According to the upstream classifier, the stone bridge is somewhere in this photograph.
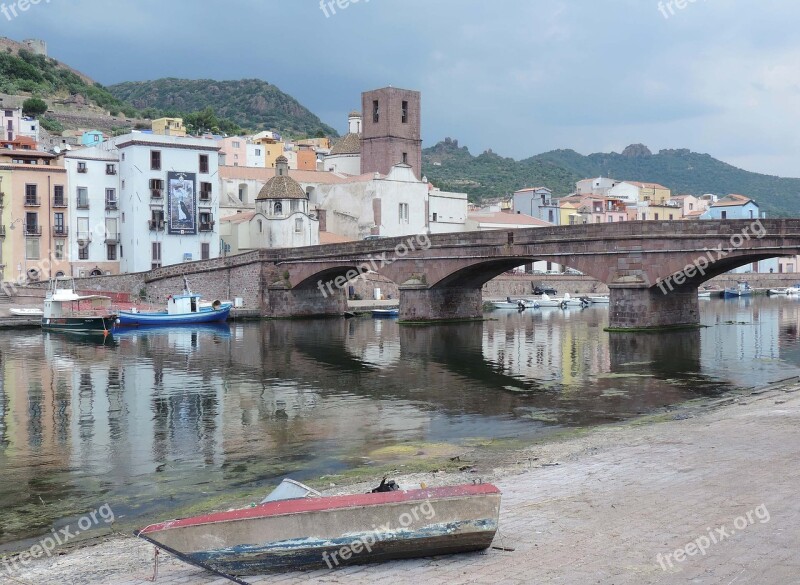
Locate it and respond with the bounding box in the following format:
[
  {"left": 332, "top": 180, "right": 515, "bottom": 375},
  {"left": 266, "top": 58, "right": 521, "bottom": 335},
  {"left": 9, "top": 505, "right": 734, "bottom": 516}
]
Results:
[{"left": 140, "top": 219, "right": 800, "bottom": 330}]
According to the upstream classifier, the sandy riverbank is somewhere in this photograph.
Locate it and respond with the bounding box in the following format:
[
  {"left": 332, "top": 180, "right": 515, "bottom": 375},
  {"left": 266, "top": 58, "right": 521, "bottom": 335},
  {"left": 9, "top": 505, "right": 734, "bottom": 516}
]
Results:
[{"left": 4, "top": 379, "right": 799, "bottom": 585}]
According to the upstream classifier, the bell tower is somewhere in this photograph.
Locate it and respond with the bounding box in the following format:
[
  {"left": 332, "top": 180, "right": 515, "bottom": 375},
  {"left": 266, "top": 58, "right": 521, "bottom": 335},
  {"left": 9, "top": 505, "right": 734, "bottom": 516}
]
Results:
[{"left": 360, "top": 87, "right": 422, "bottom": 179}]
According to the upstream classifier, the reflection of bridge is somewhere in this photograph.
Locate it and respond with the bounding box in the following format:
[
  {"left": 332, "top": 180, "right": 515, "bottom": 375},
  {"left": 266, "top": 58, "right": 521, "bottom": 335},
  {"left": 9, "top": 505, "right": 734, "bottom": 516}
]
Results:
[{"left": 154, "top": 220, "right": 800, "bottom": 330}]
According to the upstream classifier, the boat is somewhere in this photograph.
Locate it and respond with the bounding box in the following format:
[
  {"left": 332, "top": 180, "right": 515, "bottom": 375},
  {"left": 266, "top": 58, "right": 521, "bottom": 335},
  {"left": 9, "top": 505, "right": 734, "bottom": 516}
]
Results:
[
  {"left": 787, "top": 286, "right": 800, "bottom": 295},
  {"left": 724, "top": 282, "right": 752, "bottom": 298},
  {"left": 535, "top": 293, "right": 563, "bottom": 308},
  {"left": 372, "top": 308, "right": 400, "bottom": 318},
  {"left": 587, "top": 295, "right": 609, "bottom": 304},
  {"left": 491, "top": 298, "right": 539, "bottom": 310},
  {"left": 9, "top": 307, "right": 44, "bottom": 316},
  {"left": 116, "top": 277, "right": 230, "bottom": 326},
  {"left": 41, "top": 277, "right": 116, "bottom": 335},
  {"left": 698, "top": 291, "right": 712, "bottom": 299},
  {"left": 559, "top": 292, "right": 591, "bottom": 307},
  {"left": 768, "top": 288, "right": 789, "bottom": 295},
  {"left": 135, "top": 480, "right": 501, "bottom": 579}
]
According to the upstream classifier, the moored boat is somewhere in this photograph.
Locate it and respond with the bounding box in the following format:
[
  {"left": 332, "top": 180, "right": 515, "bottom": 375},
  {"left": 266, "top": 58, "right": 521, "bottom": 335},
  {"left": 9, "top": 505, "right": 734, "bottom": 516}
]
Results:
[
  {"left": 724, "top": 282, "right": 752, "bottom": 298},
  {"left": 41, "top": 277, "right": 116, "bottom": 335},
  {"left": 698, "top": 291, "right": 712, "bottom": 299},
  {"left": 587, "top": 295, "right": 609, "bottom": 304},
  {"left": 768, "top": 288, "right": 789, "bottom": 295},
  {"left": 135, "top": 481, "right": 501, "bottom": 578},
  {"left": 372, "top": 308, "right": 400, "bottom": 318},
  {"left": 535, "top": 293, "right": 563, "bottom": 308},
  {"left": 116, "top": 278, "right": 230, "bottom": 326},
  {"left": 491, "top": 298, "right": 539, "bottom": 310},
  {"left": 10, "top": 307, "right": 44, "bottom": 316}
]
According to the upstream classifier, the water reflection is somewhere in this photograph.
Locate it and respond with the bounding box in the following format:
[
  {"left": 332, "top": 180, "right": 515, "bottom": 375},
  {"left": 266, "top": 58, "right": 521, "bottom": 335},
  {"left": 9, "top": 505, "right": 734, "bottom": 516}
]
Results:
[{"left": 2, "top": 297, "right": 800, "bottom": 547}]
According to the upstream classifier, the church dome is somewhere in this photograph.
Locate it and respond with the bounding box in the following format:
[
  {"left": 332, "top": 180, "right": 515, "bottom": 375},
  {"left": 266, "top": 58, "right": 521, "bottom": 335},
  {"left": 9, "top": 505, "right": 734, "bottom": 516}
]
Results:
[{"left": 257, "top": 156, "right": 307, "bottom": 200}]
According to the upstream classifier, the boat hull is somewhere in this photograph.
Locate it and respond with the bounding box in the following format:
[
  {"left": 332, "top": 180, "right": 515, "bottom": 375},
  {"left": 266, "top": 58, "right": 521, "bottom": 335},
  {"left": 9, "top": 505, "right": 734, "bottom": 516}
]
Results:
[
  {"left": 136, "top": 484, "right": 500, "bottom": 576},
  {"left": 117, "top": 306, "right": 230, "bottom": 326},
  {"left": 41, "top": 316, "right": 115, "bottom": 333},
  {"left": 372, "top": 309, "right": 399, "bottom": 318}
]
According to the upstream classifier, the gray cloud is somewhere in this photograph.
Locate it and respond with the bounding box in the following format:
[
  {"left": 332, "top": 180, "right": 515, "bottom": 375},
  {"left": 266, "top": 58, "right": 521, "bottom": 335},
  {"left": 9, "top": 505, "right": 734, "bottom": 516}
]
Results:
[{"left": 3, "top": 0, "right": 799, "bottom": 175}]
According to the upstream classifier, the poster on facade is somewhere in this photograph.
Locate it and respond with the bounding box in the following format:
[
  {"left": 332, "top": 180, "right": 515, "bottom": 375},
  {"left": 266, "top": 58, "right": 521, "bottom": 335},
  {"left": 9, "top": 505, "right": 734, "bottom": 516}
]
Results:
[{"left": 167, "top": 171, "right": 197, "bottom": 235}]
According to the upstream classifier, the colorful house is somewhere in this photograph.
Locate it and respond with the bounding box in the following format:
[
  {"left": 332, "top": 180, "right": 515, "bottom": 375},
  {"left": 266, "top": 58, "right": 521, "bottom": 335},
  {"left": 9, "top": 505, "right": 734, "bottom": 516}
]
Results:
[
  {"left": 700, "top": 194, "right": 762, "bottom": 220},
  {"left": 151, "top": 118, "right": 187, "bottom": 137}
]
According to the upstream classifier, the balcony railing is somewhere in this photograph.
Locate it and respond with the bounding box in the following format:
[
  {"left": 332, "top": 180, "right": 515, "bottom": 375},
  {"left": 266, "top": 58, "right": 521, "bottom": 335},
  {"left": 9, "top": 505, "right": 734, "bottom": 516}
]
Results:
[
  {"left": 77, "top": 167, "right": 88, "bottom": 174},
  {"left": 77, "top": 201, "right": 89, "bottom": 209},
  {"left": 52, "top": 226, "right": 68, "bottom": 237},
  {"left": 151, "top": 189, "right": 163, "bottom": 199},
  {"left": 148, "top": 219, "right": 165, "bottom": 231},
  {"left": 53, "top": 197, "right": 67, "bottom": 208},
  {"left": 0, "top": 225, "right": 5, "bottom": 237},
  {"left": 24, "top": 197, "right": 40, "bottom": 206},
  {"left": 0, "top": 192, "right": 4, "bottom": 207},
  {"left": 105, "top": 201, "right": 118, "bottom": 211},
  {"left": 200, "top": 191, "right": 212, "bottom": 201},
  {"left": 24, "top": 225, "right": 42, "bottom": 236},
  {"left": 76, "top": 232, "right": 92, "bottom": 243},
  {"left": 105, "top": 233, "right": 120, "bottom": 243},
  {"left": 106, "top": 168, "right": 117, "bottom": 175},
  {"left": 199, "top": 221, "right": 215, "bottom": 232}
]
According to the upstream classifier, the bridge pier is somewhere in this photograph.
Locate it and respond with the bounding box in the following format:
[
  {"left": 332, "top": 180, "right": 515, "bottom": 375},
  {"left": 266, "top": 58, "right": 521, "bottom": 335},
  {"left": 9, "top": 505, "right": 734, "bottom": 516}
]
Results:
[
  {"left": 265, "top": 286, "right": 347, "bottom": 318},
  {"left": 399, "top": 286, "right": 483, "bottom": 322},
  {"left": 608, "top": 285, "right": 700, "bottom": 331}
]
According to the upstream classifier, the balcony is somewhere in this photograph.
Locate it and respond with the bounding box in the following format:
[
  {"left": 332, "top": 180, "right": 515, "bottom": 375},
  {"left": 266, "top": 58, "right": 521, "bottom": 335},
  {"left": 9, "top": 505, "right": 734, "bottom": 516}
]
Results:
[
  {"left": 105, "top": 201, "right": 118, "bottom": 211},
  {"left": 151, "top": 189, "right": 163, "bottom": 199},
  {"left": 24, "top": 196, "right": 40, "bottom": 207},
  {"left": 52, "top": 226, "right": 68, "bottom": 237},
  {"left": 77, "top": 167, "right": 88, "bottom": 174},
  {"left": 199, "top": 220, "right": 215, "bottom": 232},
  {"left": 0, "top": 225, "right": 5, "bottom": 237},
  {"left": 24, "top": 224, "right": 42, "bottom": 236},
  {"left": 200, "top": 191, "right": 212, "bottom": 202},
  {"left": 105, "top": 233, "right": 120, "bottom": 243},
  {"left": 106, "top": 168, "right": 117, "bottom": 175},
  {"left": 52, "top": 197, "right": 67, "bottom": 208},
  {"left": 148, "top": 219, "right": 165, "bottom": 231},
  {"left": 77, "top": 201, "right": 89, "bottom": 210},
  {"left": 0, "top": 192, "right": 4, "bottom": 207},
  {"left": 76, "top": 232, "right": 92, "bottom": 243}
]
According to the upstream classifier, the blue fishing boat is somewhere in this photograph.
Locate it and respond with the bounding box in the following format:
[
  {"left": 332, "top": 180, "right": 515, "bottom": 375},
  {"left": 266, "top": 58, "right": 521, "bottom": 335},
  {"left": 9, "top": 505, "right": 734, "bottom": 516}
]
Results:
[
  {"left": 372, "top": 308, "right": 400, "bottom": 318},
  {"left": 724, "top": 281, "right": 752, "bottom": 299},
  {"left": 116, "top": 277, "right": 231, "bottom": 326}
]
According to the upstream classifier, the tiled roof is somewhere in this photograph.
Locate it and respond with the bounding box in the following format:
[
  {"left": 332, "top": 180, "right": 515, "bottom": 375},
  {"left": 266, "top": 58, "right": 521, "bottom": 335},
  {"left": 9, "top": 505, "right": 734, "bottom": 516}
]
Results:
[
  {"left": 220, "top": 211, "right": 256, "bottom": 224},
  {"left": 712, "top": 194, "right": 752, "bottom": 207},
  {"left": 257, "top": 175, "right": 307, "bottom": 200},
  {"left": 627, "top": 181, "right": 670, "bottom": 190},
  {"left": 220, "top": 166, "right": 351, "bottom": 185},
  {"left": 515, "top": 186, "right": 551, "bottom": 193},
  {"left": 329, "top": 133, "right": 361, "bottom": 155}
]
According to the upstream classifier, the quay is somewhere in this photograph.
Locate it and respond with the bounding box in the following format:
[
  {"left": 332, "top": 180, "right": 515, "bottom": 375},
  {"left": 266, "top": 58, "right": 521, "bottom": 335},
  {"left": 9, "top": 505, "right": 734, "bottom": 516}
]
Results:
[{"left": 10, "top": 379, "right": 800, "bottom": 584}]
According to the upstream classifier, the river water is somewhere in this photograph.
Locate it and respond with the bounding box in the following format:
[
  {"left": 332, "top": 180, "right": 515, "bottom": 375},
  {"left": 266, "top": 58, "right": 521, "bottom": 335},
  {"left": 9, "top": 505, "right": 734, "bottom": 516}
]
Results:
[{"left": 2, "top": 296, "right": 800, "bottom": 548}]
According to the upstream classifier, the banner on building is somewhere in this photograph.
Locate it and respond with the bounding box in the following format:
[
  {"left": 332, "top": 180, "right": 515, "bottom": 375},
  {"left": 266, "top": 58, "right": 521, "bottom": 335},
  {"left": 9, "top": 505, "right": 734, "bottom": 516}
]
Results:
[{"left": 167, "top": 171, "right": 197, "bottom": 235}]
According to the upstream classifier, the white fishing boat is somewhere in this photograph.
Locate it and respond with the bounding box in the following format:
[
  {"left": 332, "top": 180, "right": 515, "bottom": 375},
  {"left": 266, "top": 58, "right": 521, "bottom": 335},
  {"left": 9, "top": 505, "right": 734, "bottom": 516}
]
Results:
[
  {"left": 588, "top": 295, "right": 609, "bottom": 304},
  {"left": 491, "top": 298, "right": 539, "bottom": 310},
  {"left": 698, "top": 291, "right": 712, "bottom": 299},
  {"left": 535, "top": 293, "right": 563, "bottom": 308},
  {"left": 9, "top": 307, "right": 44, "bottom": 316},
  {"left": 768, "top": 288, "right": 789, "bottom": 295},
  {"left": 559, "top": 292, "right": 591, "bottom": 307}
]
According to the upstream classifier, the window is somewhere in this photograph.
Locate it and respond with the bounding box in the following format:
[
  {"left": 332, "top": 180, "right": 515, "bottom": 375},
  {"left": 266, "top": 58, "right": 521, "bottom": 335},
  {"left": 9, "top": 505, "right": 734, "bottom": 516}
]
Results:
[
  {"left": 150, "top": 208, "right": 165, "bottom": 230},
  {"left": 200, "top": 182, "right": 212, "bottom": 200},
  {"left": 77, "top": 162, "right": 87, "bottom": 173},
  {"left": 77, "top": 217, "right": 89, "bottom": 241},
  {"left": 402, "top": 152, "right": 408, "bottom": 164},
  {"left": 255, "top": 148, "right": 261, "bottom": 156},
  {"left": 106, "top": 164, "right": 116, "bottom": 175},
  {"left": 26, "top": 238, "right": 39, "bottom": 260},
  {"left": 257, "top": 219, "right": 263, "bottom": 233},
  {"left": 105, "top": 188, "right": 117, "bottom": 209},
  {"left": 274, "top": 201, "right": 283, "bottom": 215},
  {"left": 238, "top": 187, "right": 244, "bottom": 202},
  {"left": 25, "top": 212, "right": 38, "bottom": 235},
  {"left": 53, "top": 185, "right": 65, "bottom": 206},
  {"left": 232, "top": 141, "right": 240, "bottom": 148},
  {"left": 654, "top": 213, "right": 659, "bottom": 221},
  {"left": 548, "top": 210, "right": 554, "bottom": 223},
  {"left": 150, "top": 150, "right": 161, "bottom": 170},
  {"left": 152, "top": 242, "right": 162, "bottom": 269},
  {"left": 290, "top": 199, "right": 299, "bottom": 213},
  {"left": 105, "top": 218, "right": 118, "bottom": 241},
  {"left": 373, "top": 100, "right": 379, "bottom": 123},
  {"left": 54, "top": 240, "right": 65, "bottom": 261},
  {"left": 669, "top": 214, "right": 674, "bottom": 220},
  {"left": 78, "top": 244, "right": 89, "bottom": 260},
  {"left": 54, "top": 212, "right": 65, "bottom": 235},
  {"left": 689, "top": 203, "right": 694, "bottom": 211},
  {"left": 721, "top": 211, "right": 727, "bottom": 219},
  {"left": 77, "top": 187, "right": 89, "bottom": 208},
  {"left": 607, "top": 216, "right": 613, "bottom": 222},
  {"left": 25, "top": 184, "right": 38, "bottom": 205},
  {"left": 121, "top": 153, "right": 125, "bottom": 161},
  {"left": 149, "top": 178, "right": 164, "bottom": 198},
  {"left": 199, "top": 154, "right": 209, "bottom": 174},
  {"left": 402, "top": 100, "right": 408, "bottom": 123},
  {"left": 399, "top": 202, "right": 409, "bottom": 224},
  {"left": 199, "top": 212, "right": 213, "bottom": 231},
  {"left": 201, "top": 243, "right": 210, "bottom": 260},
  {"left": 432, "top": 212, "right": 438, "bottom": 222},
  {"left": 295, "top": 217, "right": 303, "bottom": 233},
  {"left": 107, "top": 244, "right": 117, "bottom": 261}
]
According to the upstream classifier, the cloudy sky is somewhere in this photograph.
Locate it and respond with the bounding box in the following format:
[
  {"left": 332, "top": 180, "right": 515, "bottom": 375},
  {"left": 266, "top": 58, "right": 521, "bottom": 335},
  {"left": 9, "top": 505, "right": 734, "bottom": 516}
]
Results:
[{"left": 3, "top": 0, "right": 799, "bottom": 176}]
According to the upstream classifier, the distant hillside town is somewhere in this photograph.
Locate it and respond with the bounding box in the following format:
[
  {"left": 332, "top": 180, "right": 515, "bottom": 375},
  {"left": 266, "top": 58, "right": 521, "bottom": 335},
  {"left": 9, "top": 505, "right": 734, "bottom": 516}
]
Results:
[{"left": 0, "top": 85, "right": 796, "bottom": 287}]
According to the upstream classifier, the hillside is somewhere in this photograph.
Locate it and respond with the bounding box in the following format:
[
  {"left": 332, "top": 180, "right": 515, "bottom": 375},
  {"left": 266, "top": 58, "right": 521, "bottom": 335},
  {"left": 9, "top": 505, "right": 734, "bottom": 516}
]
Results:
[
  {"left": 108, "top": 78, "right": 337, "bottom": 138},
  {"left": 423, "top": 140, "right": 800, "bottom": 216}
]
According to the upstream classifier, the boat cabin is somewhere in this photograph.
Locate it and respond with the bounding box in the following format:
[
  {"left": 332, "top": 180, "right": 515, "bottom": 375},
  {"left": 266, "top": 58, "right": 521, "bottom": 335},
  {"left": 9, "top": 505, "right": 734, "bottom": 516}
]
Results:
[{"left": 168, "top": 294, "right": 202, "bottom": 315}]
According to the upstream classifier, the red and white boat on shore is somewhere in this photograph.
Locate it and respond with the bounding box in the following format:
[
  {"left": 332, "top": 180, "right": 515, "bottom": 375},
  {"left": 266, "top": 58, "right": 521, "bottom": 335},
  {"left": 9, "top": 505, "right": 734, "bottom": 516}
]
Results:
[{"left": 136, "top": 480, "right": 501, "bottom": 580}]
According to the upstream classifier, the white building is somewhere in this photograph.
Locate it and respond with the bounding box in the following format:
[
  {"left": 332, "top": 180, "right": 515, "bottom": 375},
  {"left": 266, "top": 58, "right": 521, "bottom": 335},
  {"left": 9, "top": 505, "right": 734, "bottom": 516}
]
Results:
[
  {"left": 64, "top": 146, "right": 121, "bottom": 276},
  {"left": 428, "top": 185, "right": 468, "bottom": 234},
  {"left": 576, "top": 177, "right": 620, "bottom": 197},
  {"left": 104, "top": 133, "right": 220, "bottom": 272},
  {"left": 2, "top": 107, "right": 22, "bottom": 142},
  {"left": 247, "top": 143, "right": 265, "bottom": 168}
]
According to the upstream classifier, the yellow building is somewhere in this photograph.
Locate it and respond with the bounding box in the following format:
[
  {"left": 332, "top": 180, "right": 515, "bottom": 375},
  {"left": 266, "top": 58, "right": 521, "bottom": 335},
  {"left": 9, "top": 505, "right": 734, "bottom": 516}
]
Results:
[
  {"left": 152, "top": 117, "right": 187, "bottom": 137},
  {"left": 0, "top": 168, "right": 12, "bottom": 282},
  {"left": 559, "top": 201, "right": 580, "bottom": 225},
  {"left": 628, "top": 182, "right": 671, "bottom": 205}
]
